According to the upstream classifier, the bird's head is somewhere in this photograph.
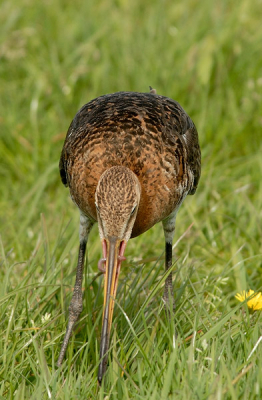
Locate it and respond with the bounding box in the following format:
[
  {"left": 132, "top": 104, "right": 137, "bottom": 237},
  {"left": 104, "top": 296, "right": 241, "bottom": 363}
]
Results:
[
  {"left": 95, "top": 166, "right": 141, "bottom": 383},
  {"left": 95, "top": 166, "right": 140, "bottom": 241}
]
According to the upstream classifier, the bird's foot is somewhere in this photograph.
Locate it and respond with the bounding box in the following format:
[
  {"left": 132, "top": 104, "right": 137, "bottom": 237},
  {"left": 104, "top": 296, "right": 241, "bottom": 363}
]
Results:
[
  {"left": 163, "top": 289, "right": 176, "bottom": 314},
  {"left": 98, "top": 255, "right": 126, "bottom": 273},
  {"left": 98, "top": 258, "right": 106, "bottom": 273}
]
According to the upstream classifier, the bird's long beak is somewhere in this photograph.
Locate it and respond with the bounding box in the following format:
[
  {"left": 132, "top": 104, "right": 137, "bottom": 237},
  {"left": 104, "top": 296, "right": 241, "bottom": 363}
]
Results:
[{"left": 98, "top": 236, "right": 126, "bottom": 383}]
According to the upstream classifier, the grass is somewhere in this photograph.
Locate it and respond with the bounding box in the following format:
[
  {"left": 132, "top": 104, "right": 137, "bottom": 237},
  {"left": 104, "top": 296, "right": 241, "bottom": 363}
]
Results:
[{"left": 1, "top": 0, "right": 262, "bottom": 398}]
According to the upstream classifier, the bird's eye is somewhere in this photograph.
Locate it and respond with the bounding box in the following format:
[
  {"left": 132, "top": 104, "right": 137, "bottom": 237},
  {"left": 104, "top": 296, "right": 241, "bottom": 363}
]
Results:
[{"left": 131, "top": 206, "right": 137, "bottom": 215}]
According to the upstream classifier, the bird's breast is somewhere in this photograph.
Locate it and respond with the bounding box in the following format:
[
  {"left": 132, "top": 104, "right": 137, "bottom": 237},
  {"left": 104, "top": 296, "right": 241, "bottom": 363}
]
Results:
[{"left": 67, "top": 138, "right": 192, "bottom": 236}]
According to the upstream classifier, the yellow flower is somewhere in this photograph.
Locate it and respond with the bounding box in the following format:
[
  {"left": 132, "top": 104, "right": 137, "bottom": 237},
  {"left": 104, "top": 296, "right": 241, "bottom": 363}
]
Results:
[{"left": 235, "top": 290, "right": 262, "bottom": 311}]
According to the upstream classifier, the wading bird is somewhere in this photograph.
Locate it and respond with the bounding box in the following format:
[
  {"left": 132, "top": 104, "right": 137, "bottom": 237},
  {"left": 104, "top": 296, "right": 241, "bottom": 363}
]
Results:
[{"left": 57, "top": 89, "right": 201, "bottom": 383}]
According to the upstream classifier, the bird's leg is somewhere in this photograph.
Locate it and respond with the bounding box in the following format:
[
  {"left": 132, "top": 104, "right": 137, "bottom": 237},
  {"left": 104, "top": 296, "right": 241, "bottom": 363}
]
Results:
[
  {"left": 162, "top": 212, "right": 177, "bottom": 311},
  {"left": 57, "top": 213, "right": 94, "bottom": 367},
  {"left": 164, "top": 241, "right": 174, "bottom": 307}
]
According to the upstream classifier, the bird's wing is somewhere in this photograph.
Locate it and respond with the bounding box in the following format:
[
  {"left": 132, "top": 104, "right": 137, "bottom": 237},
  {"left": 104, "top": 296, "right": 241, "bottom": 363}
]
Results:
[
  {"left": 59, "top": 113, "right": 82, "bottom": 187},
  {"left": 59, "top": 149, "right": 68, "bottom": 187},
  {"left": 183, "top": 118, "right": 201, "bottom": 195},
  {"left": 161, "top": 96, "right": 201, "bottom": 195}
]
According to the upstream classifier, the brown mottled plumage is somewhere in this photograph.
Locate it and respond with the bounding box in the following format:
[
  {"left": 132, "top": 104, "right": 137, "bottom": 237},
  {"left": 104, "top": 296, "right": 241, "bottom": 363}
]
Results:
[{"left": 57, "top": 90, "right": 201, "bottom": 383}]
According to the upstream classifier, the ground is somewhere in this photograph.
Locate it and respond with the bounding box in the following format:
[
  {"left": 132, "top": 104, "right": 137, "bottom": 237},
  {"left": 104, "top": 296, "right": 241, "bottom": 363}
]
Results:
[{"left": 0, "top": 0, "right": 262, "bottom": 398}]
